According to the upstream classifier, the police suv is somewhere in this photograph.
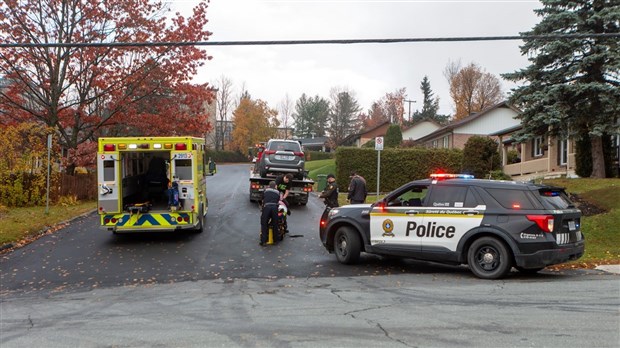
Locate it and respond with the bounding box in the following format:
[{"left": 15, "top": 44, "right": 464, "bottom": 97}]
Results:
[{"left": 319, "top": 174, "right": 585, "bottom": 279}]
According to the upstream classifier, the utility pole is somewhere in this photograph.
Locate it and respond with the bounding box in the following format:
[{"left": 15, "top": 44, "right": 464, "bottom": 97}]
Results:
[{"left": 404, "top": 99, "right": 416, "bottom": 122}]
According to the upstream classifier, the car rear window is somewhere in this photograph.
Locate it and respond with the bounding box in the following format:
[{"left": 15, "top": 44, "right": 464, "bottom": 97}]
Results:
[
  {"left": 269, "top": 141, "right": 301, "bottom": 152},
  {"left": 485, "top": 188, "right": 543, "bottom": 210},
  {"left": 538, "top": 189, "right": 575, "bottom": 209}
]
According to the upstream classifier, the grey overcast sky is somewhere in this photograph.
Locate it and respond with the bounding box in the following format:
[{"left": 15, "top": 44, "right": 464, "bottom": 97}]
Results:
[{"left": 172, "top": 0, "right": 542, "bottom": 117}]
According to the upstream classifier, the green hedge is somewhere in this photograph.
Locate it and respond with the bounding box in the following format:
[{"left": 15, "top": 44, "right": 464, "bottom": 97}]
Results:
[
  {"left": 335, "top": 147, "right": 463, "bottom": 193},
  {"left": 305, "top": 151, "right": 334, "bottom": 161},
  {"left": 205, "top": 150, "right": 248, "bottom": 163}
]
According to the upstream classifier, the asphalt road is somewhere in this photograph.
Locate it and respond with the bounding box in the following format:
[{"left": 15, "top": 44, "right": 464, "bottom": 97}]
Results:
[{"left": 1, "top": 163, "right": 619, "bottom": 347}]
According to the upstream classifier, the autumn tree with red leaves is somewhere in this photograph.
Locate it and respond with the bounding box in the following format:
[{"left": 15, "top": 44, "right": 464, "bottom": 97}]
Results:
[{"left": 0, "top": 0, "right": 214, "bottom": 172}]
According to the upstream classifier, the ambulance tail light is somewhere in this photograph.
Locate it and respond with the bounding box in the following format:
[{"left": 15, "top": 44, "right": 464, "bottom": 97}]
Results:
[
  {"left": 527, "top": 215, "right": 554, "bottom": 233},
  {"left": 175, "top": 143, "right": 187, "bottom": 150},
  {"left": 103, "top": 144, "right": 115, "bottom": 151}
]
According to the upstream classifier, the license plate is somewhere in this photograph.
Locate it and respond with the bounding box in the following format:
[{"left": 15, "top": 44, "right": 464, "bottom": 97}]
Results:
[
  {"left": 275, "top": 155, "right": 294, "bottom": 160},
  {"left": 568, "top": 221, "right": 576, "bottom": 231}
]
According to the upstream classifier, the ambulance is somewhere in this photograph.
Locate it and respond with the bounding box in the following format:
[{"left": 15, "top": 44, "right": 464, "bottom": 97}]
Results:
[{"left": 97, "top": 136, "right": 208, "bottom": 233}]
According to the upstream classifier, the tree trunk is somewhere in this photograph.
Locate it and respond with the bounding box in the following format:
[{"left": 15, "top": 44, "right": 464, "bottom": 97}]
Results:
[{"left": 590, "top": 135, "right": 606, "bottom": 178}]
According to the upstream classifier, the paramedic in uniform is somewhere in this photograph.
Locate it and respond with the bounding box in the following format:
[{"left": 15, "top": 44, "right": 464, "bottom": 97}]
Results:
[{"left": 260, "top": 181, "right": 281, "bottom": 246}]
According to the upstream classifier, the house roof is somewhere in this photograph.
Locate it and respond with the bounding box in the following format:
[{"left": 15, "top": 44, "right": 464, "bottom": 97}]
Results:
[
  {"left": 358, "top": 120, "right": 391, "bottom": 136},
  {"left": 296, "top": 136, "right": 329, "bottom": 146},
  {"left": 402, "top": 119, "right": 441, "bottom": 131},
  {"left": 415, "top": 101, "right": 519, "bottom": 143},
  {"left": 488, "top": 124, "right": 522, "bottom": 137}
]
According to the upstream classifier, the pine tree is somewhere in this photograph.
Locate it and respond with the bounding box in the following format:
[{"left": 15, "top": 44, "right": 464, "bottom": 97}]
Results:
[
  {"left": 503, "top": 0, "right": 620, "bottom": 178},
  {"left": 328, "top": 88, "right": 362, "bottom": 146},
  {"left": 412, "top": 76, "right": 450, "bottom": 125}
]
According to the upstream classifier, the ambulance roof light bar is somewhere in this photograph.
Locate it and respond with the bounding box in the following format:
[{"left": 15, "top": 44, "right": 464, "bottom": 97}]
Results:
[{"left": 430, "top": 173, "right": 474, "bottom": 180}]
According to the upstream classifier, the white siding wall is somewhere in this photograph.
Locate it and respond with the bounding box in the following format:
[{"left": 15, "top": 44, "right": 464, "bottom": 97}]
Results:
[
  {"left": 455, "top": 108, "right": 520, "bottom": 135},
  {"left": 402, "top": 121, "right": 441, "bottom": 140}
]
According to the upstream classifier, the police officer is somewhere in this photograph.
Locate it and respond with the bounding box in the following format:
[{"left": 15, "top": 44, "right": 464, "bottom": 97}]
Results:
[
  {"left": 260, "top": 181, "right": 280, "bottom": 246},
  {"left": 319, "top": 173, "right": 339, "bottom": 208}
]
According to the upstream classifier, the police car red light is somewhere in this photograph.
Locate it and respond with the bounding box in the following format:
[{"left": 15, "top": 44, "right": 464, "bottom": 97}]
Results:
[{"left": 526, "top": 215, "right": 554, "bottom": 233}]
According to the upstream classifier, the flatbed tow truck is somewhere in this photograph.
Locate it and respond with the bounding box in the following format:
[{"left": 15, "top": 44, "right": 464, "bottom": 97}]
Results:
[{"left": 249, "top": 170, "right": 314, "bottom": 205}]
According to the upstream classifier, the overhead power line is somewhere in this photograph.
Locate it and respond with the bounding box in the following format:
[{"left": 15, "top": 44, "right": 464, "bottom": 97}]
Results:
[{"left": 1, "top": 33, "right": 618, "bottom": 48}]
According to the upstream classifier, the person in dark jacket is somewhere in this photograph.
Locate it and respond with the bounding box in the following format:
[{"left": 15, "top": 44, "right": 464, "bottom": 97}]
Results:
[
  {"left": 275, "top": 173, "right": 293, "bottom": 216},
  {"left": 260, "top": 181, "right": 281, "bottom": 246},
  {"left": 347, "top": 171, "right": 367, "bottom": 204},
  {"left": 319, "top": 173, "right": 339, "bottom": 208}
]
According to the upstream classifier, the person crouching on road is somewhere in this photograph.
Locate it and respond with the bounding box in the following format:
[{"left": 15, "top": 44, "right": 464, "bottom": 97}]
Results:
[
  {"left": 319, "top": 173, "right": 339, "bottom": 208},
  {"left": 260, "top": 181, "right": 281, "bottom": 246}
]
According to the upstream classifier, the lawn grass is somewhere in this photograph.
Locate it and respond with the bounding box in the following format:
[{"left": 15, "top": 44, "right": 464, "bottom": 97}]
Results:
[
  {"left": 0, "top": 201, "right": 96, "bottom": 246},
  {"left": 543, "top": 178, "right": 620, "bottom": 265},
  {"left": 305, "top": 159, "right": 336, "bottom": 181}
]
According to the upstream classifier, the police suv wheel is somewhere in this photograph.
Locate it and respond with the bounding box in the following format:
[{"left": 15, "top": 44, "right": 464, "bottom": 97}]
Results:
[
  {"left": 334, "top": 227, "right": 361, "bottom": 264},
  {"left": 467, "top": 237, "right": 512, "bottom": 279}
]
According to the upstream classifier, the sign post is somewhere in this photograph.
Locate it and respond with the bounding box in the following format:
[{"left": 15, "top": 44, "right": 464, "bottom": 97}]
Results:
[
  {"left": 45, "top": 134, "right": 52, "bottom": 215},
  {"left": 375, "top": 136, "right": 383, "bottom": 196}
]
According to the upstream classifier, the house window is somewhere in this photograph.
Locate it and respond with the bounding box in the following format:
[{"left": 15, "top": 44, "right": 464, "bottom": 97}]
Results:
[
  {"left": 533, "top": 136, "right": 544, "bottom": 157},
  {"left": 432, "top": 139, "right": 438, "bottom": 148},
  {"left": 443, "top": 135, "right": 449, "bottom": 148},
  {"left": 558, "top": 138, "right": 568, "bottom": 165}
]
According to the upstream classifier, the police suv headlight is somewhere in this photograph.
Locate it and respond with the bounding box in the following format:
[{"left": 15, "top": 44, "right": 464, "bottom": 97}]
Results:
[{"left": 328, "top": 209, "right": 339, "bottom": 218}]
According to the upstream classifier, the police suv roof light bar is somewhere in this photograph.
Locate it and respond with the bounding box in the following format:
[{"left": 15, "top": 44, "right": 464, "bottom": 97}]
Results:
[{"left": 430, "top": 173, "right": 474, "bottom": 180}]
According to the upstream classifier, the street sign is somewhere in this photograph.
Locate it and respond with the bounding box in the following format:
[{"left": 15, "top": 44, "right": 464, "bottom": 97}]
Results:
[{"left": 375, "top": 136, "right": 384, "bottom": 151}]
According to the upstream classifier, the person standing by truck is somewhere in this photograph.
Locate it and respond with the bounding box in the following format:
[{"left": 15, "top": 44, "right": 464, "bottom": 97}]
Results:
[
  {"left": 260, "top": 181, "right": 281, "bottom": 246},
  {"left": 275, "top": 173, "right": 293, "bottom": 216},
  {"left": 347, "top": 171, "right": 367, "bottom": 204}
]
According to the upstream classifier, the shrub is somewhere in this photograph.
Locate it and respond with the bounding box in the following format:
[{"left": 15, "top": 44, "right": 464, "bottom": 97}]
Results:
[
  {"left": 58, "top": 195, "right": 79, "bottom": 206},
  {"left": 335, "top": 146, "right": 463, "bottom": 193},
  {"left": 575, "top": 135, "right": 592, "bottom": 178},
  {"left": 462, "top": 136, "right": 501, "bottom": 178},
  {"left": 384, "top": 124, "right": 403, "bottom": 148},
  {"left": 488, "top": 170, "right": 513, "bottom": 181},
  {"left": 205, "top": 150, "right": 248, "bottom": 163},
  {"left": 305, "top": 151, "right": 334, "bottom": 161}
]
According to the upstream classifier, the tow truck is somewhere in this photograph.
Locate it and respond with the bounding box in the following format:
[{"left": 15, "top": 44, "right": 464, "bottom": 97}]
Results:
[{"left": 249, "top": 171, "right": 314, "bottom": 205}]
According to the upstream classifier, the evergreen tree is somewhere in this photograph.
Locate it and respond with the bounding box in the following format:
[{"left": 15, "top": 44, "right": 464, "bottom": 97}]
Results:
[
  {"left": 462, "top": 136, "right": 501, "bottom": 179},
  {"left": 503, "top": 0, "right": 620, "bottom": 178},
  {"left": 411, "top": 76, "right": 451, "bottom": 125},
  {"left": 292, "top": 94, "right": 330, "bottom": 138},
  {"left": 328, "top": 89, "right": 362, "bottom": 146},
  {"left": 384, "top": 124, "right": 402, "bottom": 148}
]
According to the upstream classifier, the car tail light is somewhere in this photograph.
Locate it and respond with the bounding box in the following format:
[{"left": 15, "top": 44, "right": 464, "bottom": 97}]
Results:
[
  {"left": 264, "top": 150, "right": 276, "bottom": 155},
  {"left": 527, "top": 215, "right": 554, "bottom": 233},
  {"left": 294, "top": 152, "right": 305, "bottom": 157}
]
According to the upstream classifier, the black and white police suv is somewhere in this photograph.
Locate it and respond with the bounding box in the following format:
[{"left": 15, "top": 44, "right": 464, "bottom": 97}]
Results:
[{"left": 319, "top": 174, "right": 585, "bottom": 279}]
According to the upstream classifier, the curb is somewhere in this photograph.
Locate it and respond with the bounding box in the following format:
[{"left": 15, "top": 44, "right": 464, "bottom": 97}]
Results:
[
  {"left": 595, "top": 264, "right": 620, "bottom": 275},
  {"left": 0, "top": 209, "right": 97, "bottom": 253}
]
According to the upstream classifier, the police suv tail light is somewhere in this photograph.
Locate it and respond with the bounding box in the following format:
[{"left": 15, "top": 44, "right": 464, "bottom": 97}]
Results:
[
  {"left": 527, "top": 215, "right": 554, "bottom": 233},
  {"left": 374, "top": 201, "right": 386, "bottom": 212}
]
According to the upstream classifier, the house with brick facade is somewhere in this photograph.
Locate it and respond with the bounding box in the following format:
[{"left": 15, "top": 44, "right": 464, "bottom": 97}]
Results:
[
  {"left": 414, "top": 101, "right": 521, "bottom": 150},
  {"left": 341, "top": 121, "right": 391, "bottom": 147}
]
